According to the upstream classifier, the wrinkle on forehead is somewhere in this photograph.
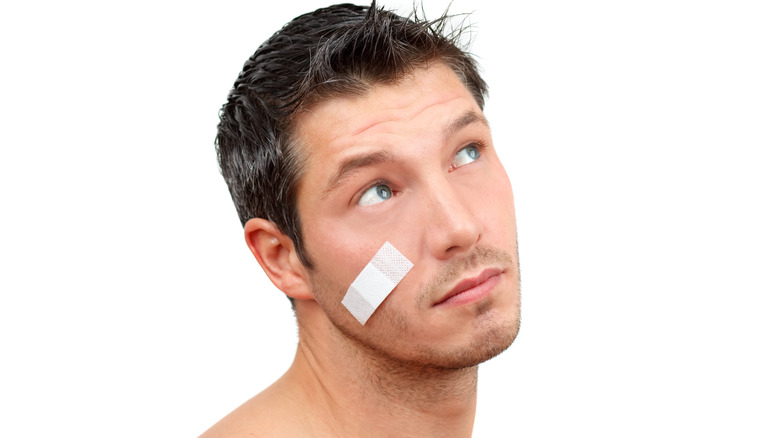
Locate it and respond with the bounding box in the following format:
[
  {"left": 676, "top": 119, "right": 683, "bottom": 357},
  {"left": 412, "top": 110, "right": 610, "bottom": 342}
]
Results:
[
  {"left": 298, "top": 63, "right": 473, "bottom": 143},
  {"left": 293, "top": 63, "right": 485, "bottom": 201},
  {"left": 348, "top": 94, "right": 465, "bottom": 138}
]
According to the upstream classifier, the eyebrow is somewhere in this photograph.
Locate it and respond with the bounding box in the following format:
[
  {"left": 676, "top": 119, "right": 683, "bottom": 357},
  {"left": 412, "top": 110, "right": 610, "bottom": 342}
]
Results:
[
  {"left": 322, "top": 110, "right": 490, "bottom": 197},
  {"left": 443, "top": 110, "right": 490, "bottom": 141},
  {"left": 323, "top": 150, "right": 397, "bottom": 198}
]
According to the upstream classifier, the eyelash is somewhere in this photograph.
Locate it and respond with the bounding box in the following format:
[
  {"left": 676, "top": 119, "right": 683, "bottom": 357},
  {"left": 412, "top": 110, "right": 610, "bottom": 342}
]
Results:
[
  {"left": 355, "top": 179, "right": 395, "bottom": 207},
  {"left": 463, "top": 140, "right": 487, "bottom": 156},
  {"left": 450, "top": 140, "right": 487, "bottom": 170},
  {"left": 467, "top": 140, "right": 487, "bottom": 151}
]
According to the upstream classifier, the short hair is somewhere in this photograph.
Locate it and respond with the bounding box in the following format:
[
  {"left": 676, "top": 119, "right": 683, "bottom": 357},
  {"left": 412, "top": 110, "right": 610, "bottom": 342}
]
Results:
[{"left": 215, "top": 2, "right": 488, "bottom": 270}]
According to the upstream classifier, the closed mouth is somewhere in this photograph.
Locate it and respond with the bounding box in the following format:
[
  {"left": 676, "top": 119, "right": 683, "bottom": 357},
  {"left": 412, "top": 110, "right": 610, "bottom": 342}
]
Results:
[{"left": 434, "top": 268, "right": 503, "bottom": 307}]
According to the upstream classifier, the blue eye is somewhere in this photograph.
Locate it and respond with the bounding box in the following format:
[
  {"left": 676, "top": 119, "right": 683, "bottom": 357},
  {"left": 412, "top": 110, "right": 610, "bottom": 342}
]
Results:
[
  {"left": 452, "top": 144, "right": 481, "bottom": 168},
  {"left": 358, "top": 184, "right": 393, "bottom": 206}
]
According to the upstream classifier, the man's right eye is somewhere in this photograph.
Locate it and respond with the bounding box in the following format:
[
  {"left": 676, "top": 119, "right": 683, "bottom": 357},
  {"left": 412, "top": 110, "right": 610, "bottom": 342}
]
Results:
[{"left": 357, "top": 184, "right": 393, "bottom": 206}]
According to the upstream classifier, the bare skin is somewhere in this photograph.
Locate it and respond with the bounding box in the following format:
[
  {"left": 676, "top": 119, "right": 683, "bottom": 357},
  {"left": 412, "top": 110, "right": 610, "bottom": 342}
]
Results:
[
  {"left": 201, "top": 64, "right": 520, "bottom": 437},
  {"left": 202, "top": 316, "right": 478, "bottom": 437}
]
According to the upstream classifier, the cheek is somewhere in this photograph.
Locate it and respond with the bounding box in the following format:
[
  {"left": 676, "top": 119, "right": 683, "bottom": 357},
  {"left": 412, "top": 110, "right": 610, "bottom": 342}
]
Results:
[
  {"left": 304, "top": 223, "right": 395, "bottom": 298},
  {"left": 487, "top": 161, "right": 515, "bottom": 206},
  {"left": 478, "top": 171, "right": 517, "bottom": 235}
]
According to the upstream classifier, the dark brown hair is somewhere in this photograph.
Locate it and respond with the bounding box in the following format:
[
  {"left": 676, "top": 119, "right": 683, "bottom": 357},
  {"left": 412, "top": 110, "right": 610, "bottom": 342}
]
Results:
[{"left": 215, "top": 2, "right": 487, "bottom": 270}]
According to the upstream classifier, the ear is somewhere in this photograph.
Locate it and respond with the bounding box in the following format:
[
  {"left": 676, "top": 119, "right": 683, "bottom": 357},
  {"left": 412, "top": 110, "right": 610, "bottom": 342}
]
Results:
[{"left": 244, "top": 218, "right": 314, "bottom": 301}]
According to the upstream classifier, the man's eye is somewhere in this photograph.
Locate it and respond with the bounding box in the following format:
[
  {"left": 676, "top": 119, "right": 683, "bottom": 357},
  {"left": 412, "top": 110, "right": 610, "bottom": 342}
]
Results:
[
  {"left": 357, "top": 184, "right": 393, "bottom": 206},
  {"left": 452, "top": 144, "right": 481, "bottom": 168}
]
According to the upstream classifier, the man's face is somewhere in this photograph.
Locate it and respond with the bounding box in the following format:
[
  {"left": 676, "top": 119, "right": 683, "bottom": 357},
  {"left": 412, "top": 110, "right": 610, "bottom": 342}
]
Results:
[{"left": 293, "top": 63, "right": 520, "bottom": 370}]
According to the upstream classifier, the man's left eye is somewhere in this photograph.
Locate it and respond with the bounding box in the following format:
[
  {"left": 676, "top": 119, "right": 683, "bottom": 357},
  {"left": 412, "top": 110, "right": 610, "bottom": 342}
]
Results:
[{"left": 452, "top": 144, "right": 481, "bottom": 168}]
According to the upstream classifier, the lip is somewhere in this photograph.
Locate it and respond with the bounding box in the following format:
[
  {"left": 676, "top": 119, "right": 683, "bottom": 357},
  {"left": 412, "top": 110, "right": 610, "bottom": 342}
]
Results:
[{"left": 434, "top": 268, "right": 503, "bottom": 307}]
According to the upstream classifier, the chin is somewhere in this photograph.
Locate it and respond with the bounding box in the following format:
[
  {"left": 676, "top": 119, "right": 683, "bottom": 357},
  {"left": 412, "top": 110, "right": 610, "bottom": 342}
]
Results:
[
  {"left": 406, "top": 303, "right": 522, "bottom": 371},
  {"left": 440, "top": 315, "right": 520, "bottom": 369}
]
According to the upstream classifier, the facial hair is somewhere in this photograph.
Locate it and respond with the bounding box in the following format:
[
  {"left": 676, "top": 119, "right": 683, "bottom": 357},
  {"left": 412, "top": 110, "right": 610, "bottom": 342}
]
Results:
[{"left": 307, "top": 244, "right": 521, "bottom": 372}]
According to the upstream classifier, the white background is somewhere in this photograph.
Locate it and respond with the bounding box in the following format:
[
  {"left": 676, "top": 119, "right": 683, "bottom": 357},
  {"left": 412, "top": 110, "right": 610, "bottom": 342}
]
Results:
[{"left": 1, "top": 1, "right": 778, "bottom": 436}]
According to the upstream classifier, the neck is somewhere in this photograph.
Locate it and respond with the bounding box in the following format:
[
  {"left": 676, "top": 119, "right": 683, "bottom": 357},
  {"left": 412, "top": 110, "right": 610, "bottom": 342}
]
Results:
[{"left": 281, "top": 308, "right": 479, "bottom": 437}]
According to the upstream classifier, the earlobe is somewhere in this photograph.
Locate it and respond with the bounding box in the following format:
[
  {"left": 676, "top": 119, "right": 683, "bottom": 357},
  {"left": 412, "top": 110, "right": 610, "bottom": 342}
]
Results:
[{"left": 244, "top": 218, "right": 314, "bottom": 301}]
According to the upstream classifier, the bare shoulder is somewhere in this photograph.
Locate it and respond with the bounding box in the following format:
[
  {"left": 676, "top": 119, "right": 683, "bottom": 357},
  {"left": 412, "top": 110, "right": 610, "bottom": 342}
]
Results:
[{"left": 199, "top": 383, "right": 309, "bottom": 438}]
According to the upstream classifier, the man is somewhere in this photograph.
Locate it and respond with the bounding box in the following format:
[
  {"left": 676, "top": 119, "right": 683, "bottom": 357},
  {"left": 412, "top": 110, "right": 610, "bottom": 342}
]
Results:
[{"left": 203, "top": 2, "right": 521, "bottom": 436}]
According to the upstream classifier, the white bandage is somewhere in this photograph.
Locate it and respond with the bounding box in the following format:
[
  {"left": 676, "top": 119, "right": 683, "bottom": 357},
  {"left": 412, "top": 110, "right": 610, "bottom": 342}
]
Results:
[{"left": 341, "top": 242, "right": 413, "bottom": 325}]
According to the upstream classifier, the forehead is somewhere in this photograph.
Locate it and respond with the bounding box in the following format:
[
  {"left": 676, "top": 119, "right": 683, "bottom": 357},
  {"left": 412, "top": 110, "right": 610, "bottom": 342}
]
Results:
[{"left": 292, "top": 63, "right": 481, "bottom": 159}]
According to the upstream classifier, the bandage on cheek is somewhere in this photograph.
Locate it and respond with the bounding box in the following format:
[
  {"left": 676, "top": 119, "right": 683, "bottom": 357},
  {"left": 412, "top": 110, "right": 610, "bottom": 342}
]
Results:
[{"left": 341, "top": 241, "right": 414, "bottom": 325}]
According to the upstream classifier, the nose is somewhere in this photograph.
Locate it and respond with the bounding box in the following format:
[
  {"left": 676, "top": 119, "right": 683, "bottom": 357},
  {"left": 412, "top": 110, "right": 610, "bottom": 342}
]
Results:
[{"left": 423, "top": 179, "right": 482, "bottom": 260}]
